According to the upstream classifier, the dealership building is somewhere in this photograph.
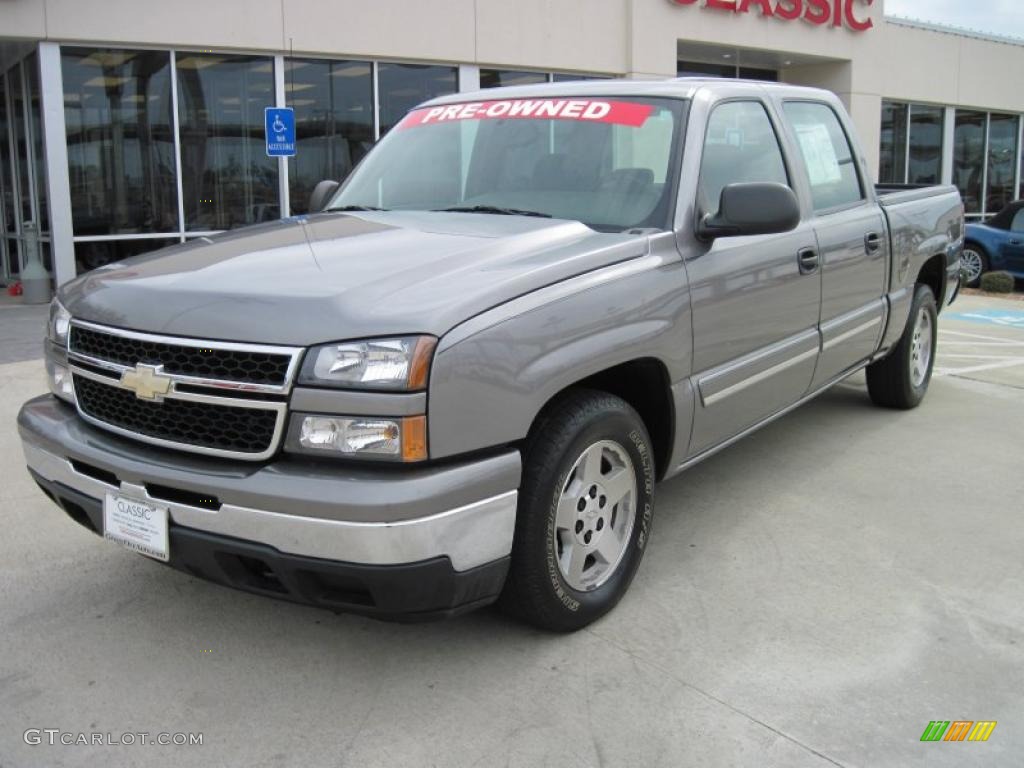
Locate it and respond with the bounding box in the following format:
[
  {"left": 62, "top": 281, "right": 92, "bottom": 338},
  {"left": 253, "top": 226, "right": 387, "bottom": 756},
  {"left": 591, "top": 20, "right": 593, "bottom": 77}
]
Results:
[{"left": 2, "top": 0, "right": 1023, "bottom": 288}]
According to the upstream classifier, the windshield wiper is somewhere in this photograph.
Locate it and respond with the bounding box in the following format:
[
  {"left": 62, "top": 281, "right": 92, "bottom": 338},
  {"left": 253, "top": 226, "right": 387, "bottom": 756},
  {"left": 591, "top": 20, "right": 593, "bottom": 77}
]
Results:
[
  {"left": 435, "top": 205, "right": 552, "bottom": 219},
  {"left": 329, "top": 205, "right": 388, "bottom": 212}
]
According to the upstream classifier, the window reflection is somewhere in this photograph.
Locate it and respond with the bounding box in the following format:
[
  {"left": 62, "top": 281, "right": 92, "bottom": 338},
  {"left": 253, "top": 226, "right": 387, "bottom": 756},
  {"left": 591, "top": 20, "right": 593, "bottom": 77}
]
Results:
[
  {"left": 479, "top": 69, "right": 547, "bottom": 89},
  {"left": 25, "top": 55, "right": 48, "bottom": 232},
  {"left": 986, "top": 113, "right": 1018, "bottom": 215},
  {"left": 377, "top": 63, "right": 458, "bottom": 136},
  {"left": 11, "top": 64, "right": 33, "bottom": 226},
  {"left": 551, "top": 73, "right": 609, "bottom": 82},
  {"left": 953, "top": 111, "right": 986, "bottom": 214},
  {"left": 176, "top": 53, "right": 278, "bottom": 231},
  {"left": 62, "top": 48, "right": 177, "bottom": 236},
  {"left": 285, "top": 58, "right": 373, "bottom": 214},
  {"left": 0, "top": 74, "right": 14, "bottom": 238},
  {"left": 879, "top": 101, "right": 908, "bottom": 183},
  {"left": 74, "top": 237, "right": 176, "bottom": 274},
  {"left": 908, "top": 105, "right": 943, "bottom": 185},
  {"left": 1020, "top": 145, "right": 1024, "bottom": 201}
]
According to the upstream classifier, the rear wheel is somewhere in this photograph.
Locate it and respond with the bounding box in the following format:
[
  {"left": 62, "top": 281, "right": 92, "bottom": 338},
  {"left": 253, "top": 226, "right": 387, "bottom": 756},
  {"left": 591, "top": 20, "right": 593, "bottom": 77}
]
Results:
[
  {"left": 866, "top": 283, "right": 938, "bottom": 409},
  {"left": 961, "top": 246, "right": 988, "bottom": 287},
  {"left": 499, "top": 390, "right": 655, "bottom": 631}
]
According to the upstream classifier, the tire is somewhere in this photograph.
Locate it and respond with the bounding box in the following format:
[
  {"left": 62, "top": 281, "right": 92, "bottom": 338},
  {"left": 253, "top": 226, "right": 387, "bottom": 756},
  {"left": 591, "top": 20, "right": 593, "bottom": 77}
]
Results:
[
  {"left": 499, "top": 389, "right": 655, "bottom": 632},
  {"left": 961, "top": 245, "right": 988, "bottom": 288},
  {"left": 866, "top": 283, "right": 938, "bottom": 409}
]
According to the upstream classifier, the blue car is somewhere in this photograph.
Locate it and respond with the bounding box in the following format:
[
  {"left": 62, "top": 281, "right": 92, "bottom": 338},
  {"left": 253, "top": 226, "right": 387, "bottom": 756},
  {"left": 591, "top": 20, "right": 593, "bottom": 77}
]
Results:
[{"left": 963, "top": 201, "right": 1024, "bottom": 286}]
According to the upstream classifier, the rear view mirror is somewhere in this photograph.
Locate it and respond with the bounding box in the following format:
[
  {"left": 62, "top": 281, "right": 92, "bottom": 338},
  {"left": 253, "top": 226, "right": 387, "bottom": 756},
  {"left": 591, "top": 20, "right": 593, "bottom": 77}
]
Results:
[
  {"left": 698, "top": 182, "right": 800, "bottom": 241},
  {"left": 309, "top": 180, "right": 340, "bottom": 213}
]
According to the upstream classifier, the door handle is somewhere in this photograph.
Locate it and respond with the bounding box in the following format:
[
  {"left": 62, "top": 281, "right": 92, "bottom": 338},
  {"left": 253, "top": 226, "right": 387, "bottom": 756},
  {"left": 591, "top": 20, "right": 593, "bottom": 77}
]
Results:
[
  {"left": 865, "top": 232, "right": 882, "bottom": 253},
  {"left": 1010, "top": 239, "right": 1022, "bottom": 246},
  {"left": 798, "top": 247, "right": 819, "bottom": 275}
]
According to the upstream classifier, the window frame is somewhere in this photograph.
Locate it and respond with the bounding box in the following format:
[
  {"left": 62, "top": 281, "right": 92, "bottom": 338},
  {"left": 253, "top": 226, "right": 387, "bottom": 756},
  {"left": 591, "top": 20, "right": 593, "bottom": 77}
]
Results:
[
  {"left": 781, "top": 98, "right": 868, "bottom": 217},
  {"left": 1010, "top": 207, "right": 1024, "bottom": 233},
  {"left": 694, "top": 97, "right": 796, "bottom": 225}
]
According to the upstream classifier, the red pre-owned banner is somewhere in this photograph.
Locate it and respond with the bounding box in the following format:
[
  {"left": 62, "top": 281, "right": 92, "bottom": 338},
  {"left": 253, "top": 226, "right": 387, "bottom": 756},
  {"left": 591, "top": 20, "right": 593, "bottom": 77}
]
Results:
[{"left": 399, "top": 99, "right": 656, "bottom": 129}]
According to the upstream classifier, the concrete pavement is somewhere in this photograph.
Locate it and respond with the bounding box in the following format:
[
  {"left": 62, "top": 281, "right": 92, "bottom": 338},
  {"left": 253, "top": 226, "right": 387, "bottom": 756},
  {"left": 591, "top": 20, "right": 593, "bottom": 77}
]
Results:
[{"left": 1, "top": 295, "right": 1022, "bottom": 767}]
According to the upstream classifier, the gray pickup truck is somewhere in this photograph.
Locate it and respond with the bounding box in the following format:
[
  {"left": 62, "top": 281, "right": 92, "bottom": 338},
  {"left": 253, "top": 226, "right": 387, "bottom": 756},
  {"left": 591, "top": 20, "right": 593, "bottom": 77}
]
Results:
[{"left": 19, "top": 79, "right": 962, "bottom": 630}]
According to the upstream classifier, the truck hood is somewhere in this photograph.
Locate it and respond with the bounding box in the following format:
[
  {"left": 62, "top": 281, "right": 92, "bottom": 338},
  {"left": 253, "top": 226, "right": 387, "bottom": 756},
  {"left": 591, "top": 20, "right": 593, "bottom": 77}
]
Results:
[{"left": 60, "top": 211, "right": 649, "bottom": 346}]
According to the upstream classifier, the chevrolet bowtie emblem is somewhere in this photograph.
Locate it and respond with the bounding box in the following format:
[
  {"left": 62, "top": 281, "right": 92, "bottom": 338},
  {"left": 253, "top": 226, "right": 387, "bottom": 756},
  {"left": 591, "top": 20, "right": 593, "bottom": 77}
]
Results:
[{"left": 120, "top": 363, "right": 172, "bottom": 401}]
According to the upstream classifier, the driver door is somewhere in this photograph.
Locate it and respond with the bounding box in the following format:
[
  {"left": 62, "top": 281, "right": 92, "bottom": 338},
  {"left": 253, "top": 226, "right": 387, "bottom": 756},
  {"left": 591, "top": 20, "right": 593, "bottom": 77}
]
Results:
[{"left": 686, "top": 99, "right": 822, "bottom": 456}]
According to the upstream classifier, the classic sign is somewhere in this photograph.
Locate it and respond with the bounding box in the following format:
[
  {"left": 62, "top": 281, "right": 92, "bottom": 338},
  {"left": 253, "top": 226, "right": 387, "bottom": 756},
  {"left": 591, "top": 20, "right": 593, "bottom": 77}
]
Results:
[{"left": 668, "top": 0, "right": 874, "bottom": 31}]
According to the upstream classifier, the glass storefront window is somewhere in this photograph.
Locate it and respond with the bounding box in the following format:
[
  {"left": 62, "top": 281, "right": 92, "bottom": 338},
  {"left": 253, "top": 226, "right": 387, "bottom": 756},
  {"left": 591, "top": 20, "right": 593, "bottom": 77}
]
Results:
[
  {"left": 0, "top": 74, "right": 13, "bottom": 237},
  {"left": 377, "top": 63, "right": 458, "bottom": 136},
  {"left": 25, "top": 54, "right": 48, "bottom": 233},
  {"left": 285, "top": 58, "right": 374, "bottom": 215},
  {"left": 986, "top": 113, "right": 1019, "bottom": 215},
  {"left": 738, "top": 67, "right": 777, "bottom": 82},
  {"left": 879, "top": 101, "right": 908, "bottom": 184},
  {"left": 908, "top": 105, "right": 943, "bottom": 185},
  {"left": 176, "top": 53, "right": 278, "bottom": 231},
  {"left": 479, "top": 69, "right": 547, "bottom": 89},
  {"left": 62, "top": 48, "right": 177, "bottom": 236},
  {"left": 551, "top": 73, "right": 608, "bottom": 82},
  {"left": 11, "top": 64, "right": 33, "bottom": 226},
  {"left": 1020, "top": 144, "right": 1024, "bottom": 202},
  {"left": 953, "top": 110, "right": 986, "bottom": 214}
]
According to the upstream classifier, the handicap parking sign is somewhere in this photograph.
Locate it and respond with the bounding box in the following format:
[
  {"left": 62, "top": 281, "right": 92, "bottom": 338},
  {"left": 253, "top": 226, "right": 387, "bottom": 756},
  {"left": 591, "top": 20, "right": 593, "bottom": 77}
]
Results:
[{"left": 265, "top": 107, "right": 296, "bottom": 157}]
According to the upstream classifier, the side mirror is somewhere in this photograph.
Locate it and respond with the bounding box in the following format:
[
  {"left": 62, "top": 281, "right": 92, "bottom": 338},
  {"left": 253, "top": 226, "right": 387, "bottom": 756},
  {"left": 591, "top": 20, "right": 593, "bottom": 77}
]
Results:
[
  {"left": 309, "top": 180, "right": 340, "bottom": 213},
  {"left": 698, "top": 182, "right": 800, "bottom": 241}
]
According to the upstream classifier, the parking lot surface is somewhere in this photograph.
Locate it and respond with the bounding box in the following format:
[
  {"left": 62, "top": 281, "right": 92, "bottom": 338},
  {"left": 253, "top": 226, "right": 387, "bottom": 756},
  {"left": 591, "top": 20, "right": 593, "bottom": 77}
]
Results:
[{"left": 1, "top": 294, "right": 1022, "bottom": 767}]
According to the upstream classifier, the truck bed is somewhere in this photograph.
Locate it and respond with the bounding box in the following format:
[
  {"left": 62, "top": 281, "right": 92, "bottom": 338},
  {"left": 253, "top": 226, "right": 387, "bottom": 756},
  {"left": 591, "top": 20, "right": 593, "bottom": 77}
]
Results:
[{"left": 875, "top": 183, "right": 960, "bottom": 208}]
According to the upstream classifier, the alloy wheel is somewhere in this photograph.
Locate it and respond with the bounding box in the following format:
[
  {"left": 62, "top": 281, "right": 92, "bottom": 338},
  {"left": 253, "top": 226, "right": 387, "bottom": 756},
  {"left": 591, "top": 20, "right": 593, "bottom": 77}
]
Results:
[{"left": 552, "top": 439, "right": 637, "bottom": 592}]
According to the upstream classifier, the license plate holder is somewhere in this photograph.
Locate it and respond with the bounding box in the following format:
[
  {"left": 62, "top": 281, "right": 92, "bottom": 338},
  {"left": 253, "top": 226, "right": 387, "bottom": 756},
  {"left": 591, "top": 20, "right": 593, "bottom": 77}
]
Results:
[{"left": 103, "top": 493, "right": 170, "bottom": 562}]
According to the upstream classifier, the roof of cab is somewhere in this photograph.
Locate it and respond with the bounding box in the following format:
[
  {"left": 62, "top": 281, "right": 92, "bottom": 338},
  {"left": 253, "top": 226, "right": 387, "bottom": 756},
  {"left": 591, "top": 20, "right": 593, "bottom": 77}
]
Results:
[{"left": 420, "top": 77, "right": 835, "bottom": 108}]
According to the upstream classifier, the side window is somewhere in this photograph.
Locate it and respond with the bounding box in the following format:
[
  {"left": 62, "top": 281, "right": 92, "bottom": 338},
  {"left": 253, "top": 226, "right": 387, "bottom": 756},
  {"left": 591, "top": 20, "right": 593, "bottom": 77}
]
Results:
[
  {"left": 783, "top": 101, "right": 864, "bottom": 212},
  {"left": 1011, "top": 207, "right": 1024, "bottom": 233},
  {"left": 698, "top": 101, "right": 789, "bottom": 217}
]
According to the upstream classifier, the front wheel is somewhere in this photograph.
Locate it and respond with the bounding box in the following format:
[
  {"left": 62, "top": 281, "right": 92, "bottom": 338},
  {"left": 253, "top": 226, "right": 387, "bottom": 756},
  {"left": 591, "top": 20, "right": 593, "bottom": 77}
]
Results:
[
  {"left": 499, "top": 390, "right": 655, "bottom": 631},
  {"left": 866, "top": 283, "right": 938, "bottom": 409}
]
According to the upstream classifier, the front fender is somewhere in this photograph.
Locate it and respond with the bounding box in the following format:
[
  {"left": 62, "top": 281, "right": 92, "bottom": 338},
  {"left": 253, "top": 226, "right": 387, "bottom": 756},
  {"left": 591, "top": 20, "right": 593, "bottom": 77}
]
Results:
[{"left": 428, "top": 245, "right": 692, "bottom": 461}]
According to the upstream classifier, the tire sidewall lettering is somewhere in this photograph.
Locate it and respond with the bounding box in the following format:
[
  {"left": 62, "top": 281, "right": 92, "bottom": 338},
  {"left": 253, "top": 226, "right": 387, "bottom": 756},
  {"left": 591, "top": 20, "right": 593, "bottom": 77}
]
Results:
[
  {"left": 628, "top": 428, "right": 654, "bottom": 550},
  {"left": 545, "top": 467, "right": 581, "bottom": 612}
]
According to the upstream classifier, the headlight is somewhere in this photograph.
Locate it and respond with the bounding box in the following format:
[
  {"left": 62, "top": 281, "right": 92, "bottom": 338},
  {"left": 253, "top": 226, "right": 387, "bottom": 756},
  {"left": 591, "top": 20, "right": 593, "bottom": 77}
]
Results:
[
  {"left": 290, "top": 414, "right": 427, "bottom": 462},
  {"left": 299, "top": 336, "right": 436, "bottom": 391},
  {"left": 46, "top": 357, "right": 75, "bottom": 404},
  {"left": 47, "top": 299, "right": 71, "bottom": 347}
]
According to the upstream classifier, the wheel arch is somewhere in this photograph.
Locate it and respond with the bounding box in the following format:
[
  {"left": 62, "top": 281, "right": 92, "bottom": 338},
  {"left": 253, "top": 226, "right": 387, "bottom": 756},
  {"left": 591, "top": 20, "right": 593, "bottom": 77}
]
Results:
[
  {"left": 917, "top": 253, "right": 948, "bottom": 306},
  {"left": 529, "top": 357, "right": 675, "bottom": 481},
  {"left": 963, "top": 238, "right": 990, "bottom": 257}
]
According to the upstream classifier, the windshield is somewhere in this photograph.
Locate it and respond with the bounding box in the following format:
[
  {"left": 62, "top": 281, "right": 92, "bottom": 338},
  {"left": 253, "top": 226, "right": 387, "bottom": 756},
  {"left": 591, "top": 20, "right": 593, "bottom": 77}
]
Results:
[{"left": 328, "top": 96, "right": 687, "bottom": 232}]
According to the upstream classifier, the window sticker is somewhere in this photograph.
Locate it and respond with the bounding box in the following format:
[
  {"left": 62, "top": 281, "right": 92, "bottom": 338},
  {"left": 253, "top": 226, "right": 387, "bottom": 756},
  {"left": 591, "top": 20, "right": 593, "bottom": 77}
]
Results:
[
  {"left": 399, "top": 99, "right": 655, "bottom": 129},
  {"left": 793, "top": 122, "right": 842, "bottom": 186}
]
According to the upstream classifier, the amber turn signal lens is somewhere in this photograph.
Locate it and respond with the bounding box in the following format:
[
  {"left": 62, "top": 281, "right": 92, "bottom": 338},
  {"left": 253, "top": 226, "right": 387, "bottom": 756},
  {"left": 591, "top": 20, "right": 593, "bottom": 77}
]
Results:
[
  {"left": 401, "top": 415, "right": 428, "bottom": 462},
  {"left": 408, "top": 337, "right": 437, "bottom": 391}
]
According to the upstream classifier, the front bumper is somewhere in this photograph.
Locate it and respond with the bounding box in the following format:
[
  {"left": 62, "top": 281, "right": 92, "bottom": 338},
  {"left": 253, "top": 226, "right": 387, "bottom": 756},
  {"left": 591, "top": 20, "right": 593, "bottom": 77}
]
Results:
[{"left": 19, "top": 395, "right": 521, "bottom": 619}]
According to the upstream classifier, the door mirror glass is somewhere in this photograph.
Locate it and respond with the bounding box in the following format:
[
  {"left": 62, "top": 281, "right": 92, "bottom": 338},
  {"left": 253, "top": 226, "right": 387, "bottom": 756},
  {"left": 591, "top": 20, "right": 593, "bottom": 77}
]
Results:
[
  {"left": 698, "top": 182, "right": 800, "bottom": 240},
  {"left": 309, "top": 180, "right": 340, "bottom": 213}
]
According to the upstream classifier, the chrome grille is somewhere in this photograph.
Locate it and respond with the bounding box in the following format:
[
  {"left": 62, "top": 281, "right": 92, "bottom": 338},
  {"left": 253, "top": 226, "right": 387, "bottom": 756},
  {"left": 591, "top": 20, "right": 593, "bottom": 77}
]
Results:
[
  {"left": 74, "top": 376, "right": 279, "bottom": 455},
  {"left": 70, "top": 324, "right": 293, "bottom": 387},
  {"left": 66, "top": 320, "right": 302, "bottom": 460}
]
